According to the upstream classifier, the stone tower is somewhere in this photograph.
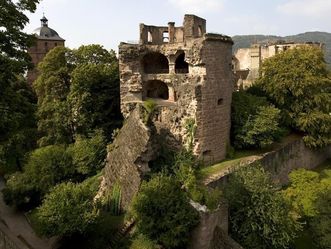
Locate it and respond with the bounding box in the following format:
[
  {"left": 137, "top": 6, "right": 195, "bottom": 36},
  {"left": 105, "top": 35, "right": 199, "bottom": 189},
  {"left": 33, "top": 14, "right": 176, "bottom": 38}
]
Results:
[
  {"left": 27, "top": 15, "right": 65, "bottom": 84},
  {"left": 119, "top": 15, "right": 234, "bottom": 164}
]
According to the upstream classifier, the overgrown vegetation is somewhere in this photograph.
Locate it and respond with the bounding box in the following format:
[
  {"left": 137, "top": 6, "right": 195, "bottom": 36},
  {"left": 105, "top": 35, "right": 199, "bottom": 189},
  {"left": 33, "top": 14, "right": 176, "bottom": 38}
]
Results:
[
  {"left": 282, "top": 166, "right": 331, "bottom": 249},
  {"left": 231, "top": 91, "right": 284, "bottom": 149},
  {"left": 131, "top": 174, "right": 199, "bottom": 249},
  {"left": 255, "top": 46, "right": 331, "bottom": 148},
  {"left": 224, "top": 164, "right": 301, "bottom": 249}
]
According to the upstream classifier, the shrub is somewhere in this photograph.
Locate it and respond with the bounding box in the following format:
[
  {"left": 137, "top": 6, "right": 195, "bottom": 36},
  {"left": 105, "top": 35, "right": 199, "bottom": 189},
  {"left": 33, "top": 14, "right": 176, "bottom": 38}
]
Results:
[
  {"left": 130, "top": 234, "right": 158, "bottom": 249},
  {"left": 69, "top": 131, "right": 107, "bottom": 176},
  {"left": 231, "top": 91, "right": 283, "bottom": 149},
  {"left": 2, "top": 145, "right": 75, "bottom": 210},
  {"left": 131, "top": 175, "right": 199, "bottom": 249},
  {"left": 224, "top": 164, "right": 300, "bottom": 249},
  {"left": 36, "top": 177, "right": 100, "bottom": 237}
]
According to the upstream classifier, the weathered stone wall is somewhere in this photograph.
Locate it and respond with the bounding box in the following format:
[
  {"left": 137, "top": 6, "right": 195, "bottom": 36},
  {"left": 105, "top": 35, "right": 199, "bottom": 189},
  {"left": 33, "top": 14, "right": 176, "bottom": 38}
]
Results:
[
  {"left": 195, "top": 34, "right": 234, "bottom": 164},
  {"left": 207, "top": 137, "right": 331, "bottom": 188},
  {"left": 103, "top": 107, "right": 156, "bottom": 209},
  {"left": 261, "top": 138, "right": 331, "bottom": 185}
]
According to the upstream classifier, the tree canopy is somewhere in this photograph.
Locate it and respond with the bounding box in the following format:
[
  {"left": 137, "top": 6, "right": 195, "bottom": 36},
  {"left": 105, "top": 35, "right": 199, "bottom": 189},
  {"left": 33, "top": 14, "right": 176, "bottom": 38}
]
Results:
[
  {"left": 224, "top": 164, "right": 300, "bottom": 249},
  {"left": 34, "top": 44, "right": 122, "bottom": 146},
  {"left": 0, "top": 0, "right": 40, "bottom": 174},
  {"left": 256, "top": 47, "right": 331, "bottom": 148}
]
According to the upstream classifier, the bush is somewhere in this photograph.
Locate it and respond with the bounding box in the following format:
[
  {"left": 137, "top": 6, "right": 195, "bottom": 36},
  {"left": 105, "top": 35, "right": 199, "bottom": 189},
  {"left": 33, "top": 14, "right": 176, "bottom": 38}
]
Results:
[
  {"left": 2, "top": 172, "right": 40, "bottom": 210},
  {"left": 36, "top": 177, "right": 100, "bottom": 237},
  {"left": 231, "top": 91, "right": 283, "bottom": 149},
  {"left": 131, "top": 175, "right": 199, "bottom": 249},
  {"left": 2, "top": 145, "right": 75, "bottom": 209},
  {"left": 224, "top": 164, "right": 300, "bottom": 249},
  {"left": 235, "top": 106, "right": 283, "bottom": 148},
  {"left": 69, "top": 131, "right": 107, "bottom": 176},
  {"left": 130, "top": 234, "right": 158, "bottom": 249}
]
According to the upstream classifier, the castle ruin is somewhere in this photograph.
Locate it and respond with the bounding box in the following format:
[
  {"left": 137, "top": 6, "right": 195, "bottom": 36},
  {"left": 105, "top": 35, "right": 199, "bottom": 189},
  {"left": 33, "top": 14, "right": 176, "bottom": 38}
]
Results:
[{"left": 119, "top": 15, "right": 234, "bottom": 164}]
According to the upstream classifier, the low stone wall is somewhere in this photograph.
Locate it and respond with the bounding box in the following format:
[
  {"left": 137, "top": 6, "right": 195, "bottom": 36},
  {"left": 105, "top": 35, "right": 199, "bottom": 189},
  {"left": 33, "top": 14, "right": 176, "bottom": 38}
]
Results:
[
  {"left": 260, "top": 138, "right": 331, "bottom": 185},
  {"left": 207, "top": 137, "right": 331, "bottom": 188},
  {"left": 188, "top": 200, "right": 243, "bottom": 249}
]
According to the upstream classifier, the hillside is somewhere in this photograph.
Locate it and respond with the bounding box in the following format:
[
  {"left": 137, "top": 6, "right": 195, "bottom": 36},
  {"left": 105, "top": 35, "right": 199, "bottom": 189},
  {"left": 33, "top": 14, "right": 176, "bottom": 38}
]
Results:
[{"left": 232, "top": 31, "right": 331, "bottom": 65}]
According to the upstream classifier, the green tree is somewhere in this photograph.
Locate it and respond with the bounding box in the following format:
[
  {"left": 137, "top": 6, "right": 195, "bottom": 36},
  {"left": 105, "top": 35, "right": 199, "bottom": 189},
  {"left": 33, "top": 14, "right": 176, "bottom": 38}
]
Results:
[
  {"left": 34, "top": 45, "right": 122, "bottom": 144},
  {"left": 256, "top": 47, "right": 331, "bottom": 148},
  {"left": 0, "top": 0, "right": 39, "bottom": 173},
  {"left": 224, "top": 165, "right": 300, "bottom": 249},
  {"left": 2, "top": 145, "right": 75, "bottom": 209},
  {"left": 231, "top": 91, "right": 283, "bottom": 149},
  {"left": 36, "top": 179, "right": 99, "bottom": 237},
  {"left": 34, "top": 46, "right": 73, "bottom": 146},
  {"left": 131, "top": 175, "right": 199, "bottom": 249},
  {"left": 69, "top": 131, "right": 107, "bottom": 176}
]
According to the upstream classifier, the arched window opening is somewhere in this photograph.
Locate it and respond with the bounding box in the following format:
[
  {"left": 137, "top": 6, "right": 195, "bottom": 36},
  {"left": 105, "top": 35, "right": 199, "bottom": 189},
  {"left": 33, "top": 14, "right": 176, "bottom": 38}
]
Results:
[
  {"left": 148, "top": 32, "right": 153, "bottom": 43},
  {"left": 143, "top": 80, "right": 169, "bottom": 100},
  {"left": 175, "top": 52, "right": 189, "bottom": 74},
  {"left": 163, "top": 31, "right": 169, "bottom": 43},
  {"left": 142, "top": 52, "right": 169, "bottom": 74}
]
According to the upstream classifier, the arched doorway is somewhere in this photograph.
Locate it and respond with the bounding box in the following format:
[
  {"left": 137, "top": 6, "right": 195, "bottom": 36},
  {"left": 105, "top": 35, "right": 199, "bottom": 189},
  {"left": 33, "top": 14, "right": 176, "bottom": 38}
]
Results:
[
  {"left": 143, "top": 80, "right": 169, "bottom": 100},
  {"left": 175, "top": 52, "right": 189, "bottom": 74}
]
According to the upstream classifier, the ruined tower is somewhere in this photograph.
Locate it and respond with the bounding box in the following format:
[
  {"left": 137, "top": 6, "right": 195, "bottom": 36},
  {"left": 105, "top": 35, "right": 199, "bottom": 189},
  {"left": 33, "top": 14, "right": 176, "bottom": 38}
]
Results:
[
  {"left": 27, "top": 15, "right": 65, "bottom": 84},
  {"left": 119, "top": 15, "right": 234, "bottom": 164}
]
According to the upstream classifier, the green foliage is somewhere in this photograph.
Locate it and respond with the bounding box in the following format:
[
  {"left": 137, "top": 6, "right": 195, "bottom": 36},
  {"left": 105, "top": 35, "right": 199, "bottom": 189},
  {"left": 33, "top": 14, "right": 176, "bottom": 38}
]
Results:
[
  {"left": 69, "top": 131, "right": 107, "bottom": 176},
  {"left": 0, "top": 0, "right": 40, "bottom": 173},
  {"left": 34, "top": 46, "right": 73, "bottom": 146},
  {"left": 36, "top": 179, "right": 100, "bottom": 237},
  {"left": 224, "top": 164, "right": 300, "bottom": 249},
  {"left": 282, "top": 168, "right": 331, "bottom": 248},
  {"left": 2, "top": 172, "right": 40, "bottom": 210},
  {"left": 236, "top": 106, "right": 283, "bottom": 148},
  {"left": 184, "top": 118, "right": 197, "bottom": 150},
  {"left": 282, "top": 169, "right": 322, "bottom": 217},
  {"left": 34, "top": 45, "right": 122, "bottom": 145},
  {"left": 142, "top": 99, "right": 157, "bottom": 124},
  {"left": 310, "top": 188, "right": 331, "bottom": 249},
  {"left": 231, "top": 91, "right": 283, "bottom": 149},
  {"left": 2, "top": 145, "right": 75, "bottom": 209},
  {"left": 256, "top": 47, "right": 331, "bottom": 148},
  {"left": 68, "top": 56, "right": 121, "bottom": 137},
  {"left": 109, "top": 182, "right": 122, "bottom": 216},
  {"left": 130, "top": 234, "right": 159, "bottom": 249},
  {"left": 0, "top": 78, "right": 37, "bottom": 174},
  {"left": 131, "top": 175, "right": 199, "bottom": 249}
]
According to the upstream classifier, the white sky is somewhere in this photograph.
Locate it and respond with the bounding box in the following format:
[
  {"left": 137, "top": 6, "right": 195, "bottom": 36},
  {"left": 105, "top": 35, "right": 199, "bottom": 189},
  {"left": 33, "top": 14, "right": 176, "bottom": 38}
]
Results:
[{"left": 25, "top": 0, "right": 331, "bottom": 51}]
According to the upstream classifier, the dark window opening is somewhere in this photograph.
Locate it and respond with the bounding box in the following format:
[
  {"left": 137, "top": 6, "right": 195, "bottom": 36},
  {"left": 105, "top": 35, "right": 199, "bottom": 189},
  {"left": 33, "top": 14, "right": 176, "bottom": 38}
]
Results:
[
  {"left": 175, "top": 52, "right": 189, "bottom": 74},
  {"left": 143, "top": 80, "right": 169, "bottom": 100},
  {"left": 45, "top": 42, "right": 48, "bottom": 47},
  {"left": 142, "top": 52, "right": 169, "bottom": 74},
  {"left": 163, "top": 31, "right": 169, "bottom": 43},
  {"left": 55, "top": 42, "right": 58, "bottom": 46},
  {"left": 217, "top": 98, "right": 224, "bottom": 105}
]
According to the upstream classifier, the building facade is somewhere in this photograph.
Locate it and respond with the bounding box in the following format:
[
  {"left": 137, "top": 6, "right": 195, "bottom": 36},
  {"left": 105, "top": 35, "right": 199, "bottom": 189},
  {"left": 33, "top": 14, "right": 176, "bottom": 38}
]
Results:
[
  {"left": 119, "top": 15, "right": 234, "bottom": 164},
  {"left": 27, "top": 15, "right": 65, "bottom": 84},
  {"left": 233, "top": 41, "right": 324, "bottom": 88}
]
